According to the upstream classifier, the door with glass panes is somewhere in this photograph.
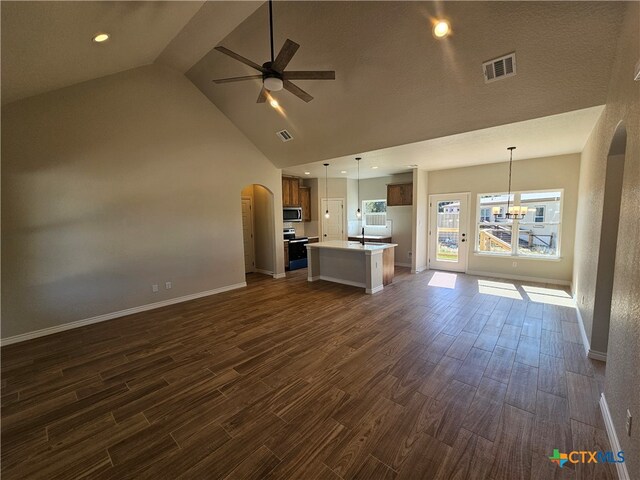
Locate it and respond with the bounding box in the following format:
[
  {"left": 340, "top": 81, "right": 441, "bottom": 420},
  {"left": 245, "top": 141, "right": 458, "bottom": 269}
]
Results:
[{"left": 428, "top": 193, "right": 470, "bottom": 272}]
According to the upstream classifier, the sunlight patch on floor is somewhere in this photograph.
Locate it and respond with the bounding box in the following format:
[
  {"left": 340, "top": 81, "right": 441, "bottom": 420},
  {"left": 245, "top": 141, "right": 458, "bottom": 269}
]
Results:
[
  {"left": 428, "top": 272, "right": 458, "bottom": 289},
  {"left": 477, "top": 279, "right": 523, "bottom": 299},
  {"left": 522, "top": 286, "right": 575, "bottom": 307}
]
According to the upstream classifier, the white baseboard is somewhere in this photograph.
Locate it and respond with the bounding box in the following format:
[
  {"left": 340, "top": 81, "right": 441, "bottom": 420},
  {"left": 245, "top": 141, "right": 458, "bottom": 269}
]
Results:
[
  {"left": 366, "top": 285, "right": 384, "bottom": 294},
  {"left": 575, "top": 305, "right": 592, "bottom": 356},
  {"left": 0, "top": 282, "right": 247, "bottom": 347},
  {"left": 466, "top": 270, "right": 571, "bottom": 286},
  {"left": 273, "top": 272, "right": 287, "bottom": 279},
  {"left": 600, "top": 393, "right": 630, "bottom": 480},
  {"left": 574, "top": 301, "right": 608, "bottom": 362},
  {"left": 411, "top": 265, "right": 428, "bottom": 274},
  {"left": 254, "top": 268, "right": 274, "bottom": 276},
  {"left": 395, "top": 263, "right": 411, "bottom": 268},
  {"left": 588, "top": 349, "right": 608, "bottom": 362}
]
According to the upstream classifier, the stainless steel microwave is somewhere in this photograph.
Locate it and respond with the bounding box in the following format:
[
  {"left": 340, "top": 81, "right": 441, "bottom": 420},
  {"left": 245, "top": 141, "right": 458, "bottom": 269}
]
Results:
[{"left": 283, "top": 207, "right": 303, "bottom": 222}]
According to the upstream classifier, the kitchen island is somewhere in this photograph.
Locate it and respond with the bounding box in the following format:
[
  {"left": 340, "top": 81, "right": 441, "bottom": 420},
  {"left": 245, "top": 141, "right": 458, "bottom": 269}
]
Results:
[{"left": 306, "top": 240, "right": 397, "bottom": 294}]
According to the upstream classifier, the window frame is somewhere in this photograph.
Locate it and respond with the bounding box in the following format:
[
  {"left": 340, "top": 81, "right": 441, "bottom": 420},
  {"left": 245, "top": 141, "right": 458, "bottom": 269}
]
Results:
[
  {"left": 475, "top": 189, "right": 563, "bottom": 259},
  {"left": 362, "top": 199, "right": 387, "bottom": 227},
  {"left": 480, "top": 207, "right": 491, "bottom": 222}
]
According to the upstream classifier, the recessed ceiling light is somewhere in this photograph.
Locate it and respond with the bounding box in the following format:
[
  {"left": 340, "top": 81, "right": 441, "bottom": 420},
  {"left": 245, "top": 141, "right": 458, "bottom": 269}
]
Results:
[
  {"left": 433, "top": 20, "right": 450, "bottom": 38},
  {"left": 372, "top": 166, "right": 379, "bottom": 170},
  {"left": 304, "top": 171, "right": 311, "bottom": 175},
  {"left": 92, "top": 33, "right": 110, "bottom": 43},
  {"left": 341, "top": 170, "right": 347, "bottom": 174},
  {"left": 270, "top": 99, "right": 279, "bottom": 108}
]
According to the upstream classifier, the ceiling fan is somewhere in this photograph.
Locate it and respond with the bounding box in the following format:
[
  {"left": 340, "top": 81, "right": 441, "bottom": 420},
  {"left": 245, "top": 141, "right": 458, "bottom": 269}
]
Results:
[{"left": 212, "top": 0, "right": 335, "bottom": 103}]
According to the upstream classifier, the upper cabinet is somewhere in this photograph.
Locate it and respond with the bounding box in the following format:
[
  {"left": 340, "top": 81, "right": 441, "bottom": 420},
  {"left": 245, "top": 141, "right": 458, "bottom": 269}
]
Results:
[
  {"left": 387, "top": 183, "right": 413, "bottom": 206},
  {"left": 282, "top": 176, "right": 300, "bottom": 207},
  {"left": 299, "top": 186, "right": 311, "bottom": 221}
]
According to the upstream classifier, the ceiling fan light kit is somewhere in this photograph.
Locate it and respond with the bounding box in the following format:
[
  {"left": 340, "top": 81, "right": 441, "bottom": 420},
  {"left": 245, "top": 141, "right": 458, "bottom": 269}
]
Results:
[
  {"left": 264, "top": 77, "right": 283, "bottom": 91},
  {"left": 212, "top": 0, "right": 336, "bottom": 104}
]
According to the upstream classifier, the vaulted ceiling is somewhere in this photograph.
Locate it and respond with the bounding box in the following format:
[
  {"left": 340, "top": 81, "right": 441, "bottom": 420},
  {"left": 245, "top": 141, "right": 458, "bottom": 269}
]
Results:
[
  {"left": 0, "top": 1, "right": 262, "bottom": 105},
  {"left": 187, "top": 1, "right": 625, "bottom": 169},
  {"left": 1, "top": 1, "right": 628, "bottom": 172}
]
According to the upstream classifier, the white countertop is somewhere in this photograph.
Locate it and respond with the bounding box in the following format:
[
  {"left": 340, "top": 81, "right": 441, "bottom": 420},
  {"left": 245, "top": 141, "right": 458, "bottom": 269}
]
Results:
[{"left": 306, "top": 240, "right": 397, "bottom": 252}]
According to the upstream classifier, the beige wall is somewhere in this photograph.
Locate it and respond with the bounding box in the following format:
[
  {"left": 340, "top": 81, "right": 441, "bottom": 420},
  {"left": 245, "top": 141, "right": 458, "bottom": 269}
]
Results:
[
  {"left": 412, "top": 169, "right": 428, "bottom": 273},
  {"left": 573, "top": 4, "right": 639, "bottom": 477},
  {"left": 1, "top": 64, "right": 284, "bottom": 340},
  {"left": 317, "top": 176, "right": 348, "bottom": 240},
  {"left": 242, "top": 184, "right": 276, "bottom": 274},
  {"left": 252, "top": 184, "right": 275, "bottom": 273},
  {"left": 427, "top": 154, "right": 581, "bottom": 284},
  {"left": 590, "top": 153, "right": 625, "bottom": 354}
]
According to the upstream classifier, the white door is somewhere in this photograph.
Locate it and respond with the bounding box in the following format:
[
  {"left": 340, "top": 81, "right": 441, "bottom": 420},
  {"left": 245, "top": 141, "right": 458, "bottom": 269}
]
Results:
[
  {"left": 429, "top": 193, "right": 470, "bottom": 272},
  {"left": 321, "top": 198, "right": 344, "bottom": 241},
  {"left": 241, "top": 196, "right": 255, "bottom": 273}
]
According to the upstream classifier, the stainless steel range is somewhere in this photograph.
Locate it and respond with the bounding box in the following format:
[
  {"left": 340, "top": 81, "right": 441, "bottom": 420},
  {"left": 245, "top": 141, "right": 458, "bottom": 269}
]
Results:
[{"left": 283, "top": 228, "right": 308, "bottom": 270}]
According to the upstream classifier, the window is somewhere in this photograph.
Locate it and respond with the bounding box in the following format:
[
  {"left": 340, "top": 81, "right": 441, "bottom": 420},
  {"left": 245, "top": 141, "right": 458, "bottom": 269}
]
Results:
[
  {"left": 362, "top": 199, "right": 387, "bottom": 226},
  {"left": 476, "top": 190, "right": 562, "bottom": 258}
]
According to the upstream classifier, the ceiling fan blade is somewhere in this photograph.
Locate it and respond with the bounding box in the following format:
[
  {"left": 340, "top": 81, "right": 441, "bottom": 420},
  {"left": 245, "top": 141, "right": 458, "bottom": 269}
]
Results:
[
  {"left": 213, "top": 75, "right": 263, "bottom": 84},
  {"left": 283, "top": 71, "right": 336, "bottom": 80},
  {"left": 283, "top": 80, "right": 313, "bottom": 103},
  {"left": 257, "top": 86, "right": 268, "bottom": 103},
  {"left": 272, "top": 39, "right": 300, "bottom": 72},
  {"left": 214, "top": 46, "right": 267, "bottom": 73}
]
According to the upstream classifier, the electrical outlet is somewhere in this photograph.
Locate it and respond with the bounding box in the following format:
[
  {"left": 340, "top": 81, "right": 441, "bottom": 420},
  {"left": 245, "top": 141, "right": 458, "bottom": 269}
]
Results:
[
  {"left": 512, "top": 261, "right": 517, "bottom": 268},
  {"left": 165, "top": 281, "right": 172, "bottom": 290},
  {"left": 152, "top": 284, "right": 159, "bottom": 293},
  {"left": 626, "top": 409, "right": 632, "bottom": 436}
]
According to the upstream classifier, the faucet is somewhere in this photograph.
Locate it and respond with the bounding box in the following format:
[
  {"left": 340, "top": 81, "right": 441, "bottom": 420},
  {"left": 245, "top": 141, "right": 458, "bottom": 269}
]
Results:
[{"left": 361, "top": 227, "right": 365, "bottom": 245}]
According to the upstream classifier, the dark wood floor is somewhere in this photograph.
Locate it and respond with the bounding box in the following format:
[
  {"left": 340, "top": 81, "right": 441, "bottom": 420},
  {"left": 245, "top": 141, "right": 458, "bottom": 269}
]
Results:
[{"left": 1, "top": 268, "right": 615, "bottom": 479}]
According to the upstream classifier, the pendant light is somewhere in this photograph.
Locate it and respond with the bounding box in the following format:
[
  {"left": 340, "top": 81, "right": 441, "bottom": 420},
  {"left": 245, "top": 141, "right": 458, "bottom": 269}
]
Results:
[
  {"left": 324, "top": 163, "right": 330, "bottom": 219},
  {"left": 493, "top": 146, "right": 525, "bottom": 221},
  {"left": 355, "top": 157, "right": 362, "bottom": 219}
]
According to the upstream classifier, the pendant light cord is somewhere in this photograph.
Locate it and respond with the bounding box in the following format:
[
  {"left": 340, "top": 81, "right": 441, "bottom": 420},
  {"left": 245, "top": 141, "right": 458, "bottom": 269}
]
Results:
[
  {"left": 324, "top": 163, "right": 329, "bottom": 216},
  {"left": 357, "top": 158, "right": 360, "bottom": 210}
]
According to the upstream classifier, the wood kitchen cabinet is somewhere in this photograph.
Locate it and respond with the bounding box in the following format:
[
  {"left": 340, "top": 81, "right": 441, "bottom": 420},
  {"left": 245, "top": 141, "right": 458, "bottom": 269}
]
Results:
[
  {"left": 282, "top": 176, "right": 300, "bottom": 207},
  {"left": 387, "top": 183, "right": 413, "bottom": 206},
  {"left": 299, "top": 186, "right": 311, "bottom": 221}
]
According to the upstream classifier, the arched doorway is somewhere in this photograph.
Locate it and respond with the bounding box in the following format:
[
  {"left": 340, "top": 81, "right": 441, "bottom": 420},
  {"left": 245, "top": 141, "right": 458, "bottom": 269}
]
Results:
[
  {"left": 591, "top": 122, "right": 627, "bottom": 359},
  {"left": 240, "top": 184, "right": 276, "bottom": 276}
]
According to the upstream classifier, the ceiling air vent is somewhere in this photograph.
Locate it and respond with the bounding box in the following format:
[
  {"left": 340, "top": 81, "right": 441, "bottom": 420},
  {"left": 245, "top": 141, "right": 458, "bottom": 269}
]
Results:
[
  {"left": 276, "top": 129, "right": 293, "bottom": 142},
  {"left": 483, "top": 52, "right": 516, "bottom": 84}
]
